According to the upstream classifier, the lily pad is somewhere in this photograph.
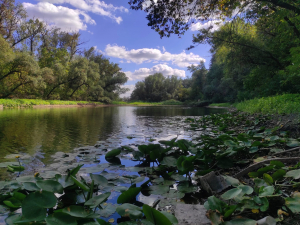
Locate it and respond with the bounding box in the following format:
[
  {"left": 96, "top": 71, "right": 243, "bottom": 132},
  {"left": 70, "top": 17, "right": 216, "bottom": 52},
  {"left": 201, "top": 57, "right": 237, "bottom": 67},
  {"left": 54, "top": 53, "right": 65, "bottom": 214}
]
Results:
[{"left": 116, "top": 203, "right": 143, "bottom": 219}]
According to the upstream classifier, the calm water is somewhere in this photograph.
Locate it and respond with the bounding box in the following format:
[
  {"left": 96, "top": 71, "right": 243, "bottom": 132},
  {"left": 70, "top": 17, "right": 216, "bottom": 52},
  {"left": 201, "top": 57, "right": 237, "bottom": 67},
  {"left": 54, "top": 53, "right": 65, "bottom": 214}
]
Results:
[{"left": 0, "top": 106, "right": 225, "bottom": 165}]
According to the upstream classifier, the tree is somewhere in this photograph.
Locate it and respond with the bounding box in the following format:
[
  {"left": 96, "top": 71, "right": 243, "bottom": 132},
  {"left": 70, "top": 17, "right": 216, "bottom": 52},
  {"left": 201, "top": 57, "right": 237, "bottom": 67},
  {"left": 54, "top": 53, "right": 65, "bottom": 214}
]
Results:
[{"left": 128, "top": 0, "right": 300, "bottom": 38}]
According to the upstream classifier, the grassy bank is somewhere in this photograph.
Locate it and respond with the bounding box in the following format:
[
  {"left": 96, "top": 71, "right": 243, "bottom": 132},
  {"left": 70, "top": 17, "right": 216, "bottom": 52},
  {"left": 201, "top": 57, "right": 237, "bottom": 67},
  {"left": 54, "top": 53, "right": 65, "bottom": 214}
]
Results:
[
  {"left": 236, "top": 94, "right": 300, "bottom": 114},
  {"left": 209, "top": 102, "right": 232, "bottom": 107},
  {"left": 112, "top": 99, "right": 183, "bottom": 106},
  {"left": 0, "top": 99, "right": 103, "bottom": 108}
]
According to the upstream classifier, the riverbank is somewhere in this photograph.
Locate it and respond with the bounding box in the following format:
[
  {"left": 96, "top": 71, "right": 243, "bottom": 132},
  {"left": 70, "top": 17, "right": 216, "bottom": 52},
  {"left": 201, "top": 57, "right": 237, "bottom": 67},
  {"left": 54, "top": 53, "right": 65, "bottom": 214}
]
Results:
[{"left": 0, "top": 98, "right": 184, "bottom": 108}]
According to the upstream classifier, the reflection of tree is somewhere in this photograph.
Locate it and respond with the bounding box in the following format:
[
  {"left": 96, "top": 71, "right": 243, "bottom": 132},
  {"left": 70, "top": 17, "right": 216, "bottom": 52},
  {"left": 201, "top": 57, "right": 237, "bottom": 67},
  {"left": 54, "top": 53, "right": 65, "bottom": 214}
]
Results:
[{"left": 0, "top": 107, "right": 122, "bottom": 164}]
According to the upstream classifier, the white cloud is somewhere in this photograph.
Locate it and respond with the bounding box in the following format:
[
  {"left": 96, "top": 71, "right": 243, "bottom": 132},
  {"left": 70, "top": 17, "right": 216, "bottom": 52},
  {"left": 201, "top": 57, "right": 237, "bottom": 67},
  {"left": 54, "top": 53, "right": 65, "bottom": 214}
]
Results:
[
  {"left": 190, "top": 20, "right": 223, "bottom": 32},
  {"left": 120, "top": 84, "right": 135, "bottom": 98},
  {"left": 124, "top": 64, "right": 186, "bottom": 81},
  {"left": 23, "top": 2, "right": 96, "bottom": 31},
  {"left": 104, "top": 44, "right": 205, "bottom": 67},
  {"left": 35, "top": 0, "right": 128, "bottom": 24}
]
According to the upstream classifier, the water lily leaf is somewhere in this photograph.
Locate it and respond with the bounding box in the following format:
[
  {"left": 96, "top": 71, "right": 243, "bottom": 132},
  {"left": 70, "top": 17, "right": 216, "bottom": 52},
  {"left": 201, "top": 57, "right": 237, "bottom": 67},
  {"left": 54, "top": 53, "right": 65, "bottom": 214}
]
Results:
[
  {"left": 177, "top": 181, "right": 197, "bottom": 193},
  {"left": 206, "top": 196, "right": 227, "bottom": 214},
  {"left": 16, "top": 176, "right": 37, "bottom": 183},
  {"left": 90, "top": 174, "right": 108, "bottom": 187},
  {"left": 105, "top": 149, "right": 121, "bottom": 158},
  {"left": 148, "top": 185, "right": 169, "bottom": 195},
  {"left": 97, "top": 203, "right": 117, "bottom": 217},
  {"left": 70, "top": 176, "right": 89, "bottom": 191},
  {"left": 45, "top": 212, "right": 77, "bottom": 225},
  {"left": 116, "top": 203, "right": 143, "bottom": 219},
  {"left": 206, "top": 210, "right": 223, "bottom": 225},
  {"left": 260, "top": 197, "right": 269, "bottom": 212},
  {"left": 55, "top": 174, "right": 74, "bottom": 188},
  {"left": 270, "top": 161, "right": 285, "bottom": 168},
  {"left": 160, "top": 211, "right": 178, "bottom": 224},
  {"left": 176, "top": 140, "right": 190, "bottom": 152},
  {"left": 59, "top": 205, "right": 96, "bottom": 218},
  {"left": 221, "top": 188, "right": 242, "bottom": 200},
  {"left": 85, "top": 192, "right": 111, "bottom": 208},
  {"left": 263, "top": 174, "right": 273, "bottom": 185},
  {"left": 238, "top": 185, "right": 253, "bottom": 195},
  {"left": 96, "top": 219, "right": 112, "bottom": 225},
  {"left": 285, "top": 169, "right": 300, "bottom": 179},
  {"left": 271, "top": 169, "right": 286, "bottom": 181},
  {"left": 222, "top": 175, "right": 240, "bottom": 187},
  {"left": 36, "top": 180, "right": 64, "bottom": 194},
  {"left": 285, "top": 192, "right": 300, "bottom": 213},
  {"left": 287, "top": 140, "right": 300, "bottom": 148},
  {"left": 117, "top": 187, "right": 141, "bottom": 204},
  {"left": 259, "top": 186, "right": 274, "bottom": 197},
  {"left": 161, "top": 190, "right": 185, "bottom": 199},
  {"left": 160, "top": 157, "right": 177, "bottom": 167},
  {"left": 22, "top": 190, "right": 57, "bottom": 221},
  {"left": 223, "top": 218, "right": 256, "bottom": 225},
  {"left": 3, "top": 198, "right": 22, "bottom": 208},
  {"left": 143, "top": 204, "right": 172, "bottom": 225}
]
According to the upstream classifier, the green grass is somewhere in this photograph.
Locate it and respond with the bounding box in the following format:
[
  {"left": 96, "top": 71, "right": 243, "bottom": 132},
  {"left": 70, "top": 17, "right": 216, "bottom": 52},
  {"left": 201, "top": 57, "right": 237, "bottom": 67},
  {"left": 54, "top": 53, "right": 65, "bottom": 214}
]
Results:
[
  {"left": 209, "top": 103, "right": 232, "bottom": 107},
  {"left": 0, "top": 99, "right": 103, "bottom": 107},
  {"left": 235, "top": 94, "right": 300, "bottom": 114},
  {"left": 112, "top": 99, "right": 183, "bottom": 106}
]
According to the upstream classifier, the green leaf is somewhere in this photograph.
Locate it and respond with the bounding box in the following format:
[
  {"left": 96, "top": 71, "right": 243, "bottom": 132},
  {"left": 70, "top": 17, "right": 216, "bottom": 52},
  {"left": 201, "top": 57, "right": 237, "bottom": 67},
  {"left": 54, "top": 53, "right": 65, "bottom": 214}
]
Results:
[
  {"left": 148, "top": 185, "right": 169, "bottom": 195},
  {"left": 285, "top": 192, "right": 300, "bottom": 213},
  {"left": 259, "top": 186, "right": 274, "bottom": 197},
  {"left": 221, "top": 188, "right": 242, "bottom": 200},
  {"left": 224, "top": 205, "right": 237, "bottom": 218},
  {"left": 117, "top": 187, "right": 141, "bottom": 204},
  {"left": 177, "top": 181, "right": 197, "bottom": 193},
  {"left": 22, "top": 190, "right": 57, "bottom": 221},
  {"left": 70, "top": 176, "right": 89, "bottom": 191},
  {"left": 46, "top": 212, "right": 77, "bottom": 225},
  {"left": 69, "top": 164, "right": 84, "bottom": 176},
  {"left": 116, "top": 203, "right": 143, "bottom": 219},
  {"left": 260, "top": 197, "right": 269, "bottom": 212},
  {"left": 285, "top": 169, "right": 300, "bottom": 179},
  {"left": 222, "top": 176, "right": 240, "bottom": 187},
  {"left": 223, "top": 218, "right": 256, "bottom": 225},
  {"left": 96, "top": 219, "right": 111, "bottom": 225},
  {"left": 238, "top": 185, "right": 253, "bottom": 195},
  {"left": 176, "top": 139, "right": 190, "bottom": 152},
  {"left": 3, "top": 198, "right": 22, "bottom": 208},
  {"left": 85, "top": 192, "right": 111, "bottom": 208},
  {"left": 36, "top": 180, "right": 64, "bottom": 194},
  {"left": 90, "top": 174, "right": 108, "bottom": 187},
  {"left": 160, "top": 211, "right": 178, "bottom": 224},
  {"left": 257, "top": 166, "right": 274, "bottom": 177},
  {"left": 59, "top": 205, "right": 95, "bottom": 218},
  {"left": 160, "top": 157, "right": 177, "bottom": 167},
  {"left": 271, "top": 169, "right": 286, "bottom": 181},
  {"left": 105, "top": 149, "right": 121, "bottom": 158},
  {"left": 270, "top": 161, "right": 285, "bottom": 168},
  {"left": 206, "top": 196, "right": 227, "bottom": 214},
  {"left": 263, "top": 174, "right": 273, "bottom": 185},
  {"left": 55, "top": 174, "right": 74, "bottom": 188},
  {"left": 161, "top": 190, "right": 185, "bottom": 199},
  {"left": 143, "top": 204, "right": 172, "bottom": 225},
  {"left": 23, "top": 182, "right": 40, "bottom": 191},
  {"left": 287, "top": 140, "right": 300, "bottom": 148}
]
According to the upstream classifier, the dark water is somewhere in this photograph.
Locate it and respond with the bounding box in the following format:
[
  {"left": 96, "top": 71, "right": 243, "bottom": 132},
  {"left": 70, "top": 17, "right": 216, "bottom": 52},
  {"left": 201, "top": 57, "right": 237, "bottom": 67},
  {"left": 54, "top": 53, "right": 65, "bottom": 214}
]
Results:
[{"left": 0, "top": 106, "right": 225, "bottom": 164}]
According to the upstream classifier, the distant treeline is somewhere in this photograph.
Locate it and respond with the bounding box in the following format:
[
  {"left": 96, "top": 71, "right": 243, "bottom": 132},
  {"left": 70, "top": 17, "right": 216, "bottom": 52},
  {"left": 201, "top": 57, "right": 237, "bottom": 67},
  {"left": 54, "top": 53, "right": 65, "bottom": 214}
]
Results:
[{"left": 0, "top": 0, "right": 128, "bottom": 103}]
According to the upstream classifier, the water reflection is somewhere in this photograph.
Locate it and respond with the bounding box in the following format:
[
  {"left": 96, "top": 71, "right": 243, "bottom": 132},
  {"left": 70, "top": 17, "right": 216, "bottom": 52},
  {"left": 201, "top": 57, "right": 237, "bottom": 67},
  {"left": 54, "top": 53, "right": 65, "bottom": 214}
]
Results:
[{"left": 0, "top": 106, "right": 225, "bottom": 165}]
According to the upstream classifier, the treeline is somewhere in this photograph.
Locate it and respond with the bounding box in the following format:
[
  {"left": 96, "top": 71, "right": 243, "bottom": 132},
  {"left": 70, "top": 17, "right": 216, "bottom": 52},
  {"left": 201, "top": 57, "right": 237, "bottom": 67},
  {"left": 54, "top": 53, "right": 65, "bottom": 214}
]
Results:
[
  {"left": 130, "top": 0, "right": 300, "bottom": 103},
  {"left": 0, "top": 0, "right": 128, "bottom": 103}
]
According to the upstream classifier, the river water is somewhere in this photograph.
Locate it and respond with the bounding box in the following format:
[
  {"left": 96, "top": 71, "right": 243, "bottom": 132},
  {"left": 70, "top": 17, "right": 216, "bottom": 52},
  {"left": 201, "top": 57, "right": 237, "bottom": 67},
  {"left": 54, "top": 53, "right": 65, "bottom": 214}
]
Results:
[{"left": 0, "top": 106, "right": 225, "bottom": 165}]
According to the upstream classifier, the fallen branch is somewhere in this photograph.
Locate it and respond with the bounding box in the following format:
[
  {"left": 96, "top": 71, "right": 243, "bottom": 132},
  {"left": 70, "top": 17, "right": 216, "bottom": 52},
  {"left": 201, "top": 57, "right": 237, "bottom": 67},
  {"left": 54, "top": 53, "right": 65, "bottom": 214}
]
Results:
[
  {"left": 272, "top": 147, "right": 300, "bottom": 156},
  {"left": 235, "top": 157, "right": 300, "bottom": 179}
]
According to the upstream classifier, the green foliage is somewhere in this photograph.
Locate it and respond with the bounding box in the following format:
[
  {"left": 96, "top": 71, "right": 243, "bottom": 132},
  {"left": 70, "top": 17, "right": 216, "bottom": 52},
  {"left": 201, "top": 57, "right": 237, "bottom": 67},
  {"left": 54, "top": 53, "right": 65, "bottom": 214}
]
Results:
[{"left": 236, "top": 94, "right": 300, "bottom": 114}]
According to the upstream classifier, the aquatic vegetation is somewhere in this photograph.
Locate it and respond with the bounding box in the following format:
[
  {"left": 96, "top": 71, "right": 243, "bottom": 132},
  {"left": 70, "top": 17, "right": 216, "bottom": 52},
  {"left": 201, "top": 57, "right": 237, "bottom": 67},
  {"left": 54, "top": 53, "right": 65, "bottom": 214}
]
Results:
[{"left": 1, "top": 112, "right": 300, "bottom": 224}]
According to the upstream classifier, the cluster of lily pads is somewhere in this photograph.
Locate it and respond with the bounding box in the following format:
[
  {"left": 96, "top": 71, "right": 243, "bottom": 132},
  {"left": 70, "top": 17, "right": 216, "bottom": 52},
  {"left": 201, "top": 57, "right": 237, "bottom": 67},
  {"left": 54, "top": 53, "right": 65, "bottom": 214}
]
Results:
[
  {"left": 0, "top": 163, "right": 178, "bottom": 225},
  {"left": 1, "top": 111, "right": 300, "bottom": 224}
]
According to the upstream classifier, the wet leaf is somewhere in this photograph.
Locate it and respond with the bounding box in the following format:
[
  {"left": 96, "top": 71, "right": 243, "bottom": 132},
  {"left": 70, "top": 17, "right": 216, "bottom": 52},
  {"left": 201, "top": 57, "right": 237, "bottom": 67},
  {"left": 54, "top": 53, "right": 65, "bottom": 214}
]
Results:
[
  {"left": 117, "top": 187, "right": 141, "bottom": 204},
  {"left": 46, "top": 212, "right": 77, "bottom": 225},
  {"left": 36, "top": 180, "right": 64, "bottom": 194},
  {"left": 116, "top": 203, "right": 143, "bottom": 219},
  {"left": 143, "top": 204, "right": 172, "bottom": 225},
  {"left": 85, "top": 192, "right": 111, "bottom": 208},
  {"left": 105, "top": 149, "right": 121, "bottom": 158}
]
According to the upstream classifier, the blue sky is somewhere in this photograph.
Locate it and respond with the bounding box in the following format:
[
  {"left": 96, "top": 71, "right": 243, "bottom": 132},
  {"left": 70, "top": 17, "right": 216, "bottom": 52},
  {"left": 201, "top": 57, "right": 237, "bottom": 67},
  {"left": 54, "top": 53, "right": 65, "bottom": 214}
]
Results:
[{"left": 20, "top": 0, "right": 220, "bottom": 97}]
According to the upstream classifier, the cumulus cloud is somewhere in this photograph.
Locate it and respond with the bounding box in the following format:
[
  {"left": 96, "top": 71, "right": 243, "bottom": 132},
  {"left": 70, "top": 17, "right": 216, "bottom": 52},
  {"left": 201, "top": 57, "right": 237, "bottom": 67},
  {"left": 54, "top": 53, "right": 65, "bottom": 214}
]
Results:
[
  {"left": 23, "top": 2, "right": 96, "bottom": 31},
  {"left": 190, "top": 20, "right": 223, "bottom": 32},
  {"left": 35, "top": 0, "right": 128, "bottom": 24},
  {"left": 124, "top": 64, "right": 186, "bottom": 81},
  {"left": 120, "top": 84, "right": 135, "bottom": 98},
  {"left": 104, "top": 44, "right": 205, "bottom": 67}
]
